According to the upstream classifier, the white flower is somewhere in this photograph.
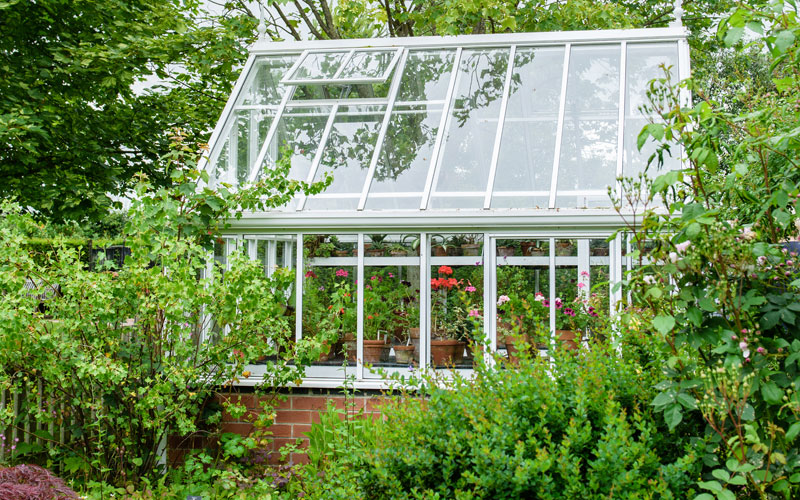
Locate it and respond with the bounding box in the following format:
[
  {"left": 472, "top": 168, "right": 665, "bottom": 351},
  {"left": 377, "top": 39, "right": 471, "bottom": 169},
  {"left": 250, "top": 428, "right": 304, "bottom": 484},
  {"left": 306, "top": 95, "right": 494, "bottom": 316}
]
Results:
[
  {"left": 534, "top": 292, "right": 545, "bottom": 302},
  {"left": 740, "top": 226, "right": 756, "bottom": 240},
  {"left": 675, "top": 241, "right": 691, "bottom": 253},
  {"left": 643, "top": 275, "right": 656, "bottom": 285},
  {"left": 497, "top": 295, "right": 510, "bottom": 306},
  {"left": 669, "top": 252, "right": 678, "bottom": 263}
]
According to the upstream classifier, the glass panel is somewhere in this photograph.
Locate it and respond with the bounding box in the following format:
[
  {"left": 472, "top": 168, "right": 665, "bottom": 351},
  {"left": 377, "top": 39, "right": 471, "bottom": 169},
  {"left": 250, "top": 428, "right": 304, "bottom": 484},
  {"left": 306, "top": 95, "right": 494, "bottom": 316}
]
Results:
[
  {"left": 292, "top": 82, "right": 391, "bottom": 100},
  {"left": 231, "top": 109, "right": 274, "bottom": 185},
  {"left": 240, "top": 55, "right": 297, "bottom": 106},
  {"left": 292, "top": 51, "right": 348, "bottom": 80},
  {"left": 429, "top": 48, "right": 510, "bottom": 209},
  {"left": 262, "top": 105, "right": 332, "bottom": 208},
  {"left": 364, "top": 104, "right": 444, "bottom": 210},
  {"left": 556, "top": 45, "right": 620, "bottom": 209},
  {"left": 303, "top": 105, "right": 386, "bottom": 210},
  {"left": 429, "top": 233, "right": 484, "bottom": 369},
  {"left": 495, "top": 239, "right": 551, "bottom": 362},
  {"left": 247, "top": 235, "right": 297, "bottom": 364},
  {"left": 624, "top": 43, "right": 680, "bottom": 179},
  {"left": 302, "top": 234, "right": 358, "bottom": 378},
  {"left": 492, "top": 47, "right": 564, "bottom": 209},
  {"left": 397, "top": 50, "right": 456, "bottom": 102},
  {"left": 363, "top": 234, "right": 421, "bottom": 377},
  {"left": 338, "top": 50, "right": 396, "bottom": 79}
]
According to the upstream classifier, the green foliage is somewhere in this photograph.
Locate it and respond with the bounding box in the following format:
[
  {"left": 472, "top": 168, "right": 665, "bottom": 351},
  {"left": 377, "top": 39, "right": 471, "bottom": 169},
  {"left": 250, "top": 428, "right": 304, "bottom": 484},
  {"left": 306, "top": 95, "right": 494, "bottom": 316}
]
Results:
[
  {"left": 346, "top": 342, "right": 701, "bottom": 499},
  {"left": 0, "top": 136, "right": 324, "bottom": 486},
  {"left": 627, "top": 1, "right": 800, "bottom": 497}
]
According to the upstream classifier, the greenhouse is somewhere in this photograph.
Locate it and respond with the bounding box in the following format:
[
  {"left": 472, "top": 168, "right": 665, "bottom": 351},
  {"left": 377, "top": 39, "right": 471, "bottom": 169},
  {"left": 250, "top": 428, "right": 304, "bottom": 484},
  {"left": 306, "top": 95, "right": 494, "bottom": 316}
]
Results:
[{"left": 204, "top": 26, "right": 690, "bottom": 388}]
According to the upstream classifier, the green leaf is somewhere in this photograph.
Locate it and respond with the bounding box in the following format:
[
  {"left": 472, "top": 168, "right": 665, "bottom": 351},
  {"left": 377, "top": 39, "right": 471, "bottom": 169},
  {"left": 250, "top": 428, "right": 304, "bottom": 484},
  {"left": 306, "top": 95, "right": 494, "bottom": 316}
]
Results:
[
  {"left": 711, "top": 469, "right": 730, "bottom": 482},
  {"left": 723, "top": 26, "right": 744, "bottom": 46},
  {"left": 686, "top": 222, "right": 702, "bottom": 238},
  {"left": 761, "top": 381, "right": 782, "bottom": 405},
  {"left": 677, "top": 392, "right": 697, "bottom": 410},
  {"left": 741, "top": 404, "right": 755, "bottom": 421},
  {"left": 694, "top": 495, "right": 715, "bottom": 500},
  {"left": 786, "top": 421, "right": 800, "bottom": 442},
  {"left": 698, "top": 480, "right": 722, "bottom": 493},
  {"left": 664, "top": 403, "right": 683, "bottom": 430},
  {"left": 653, "top": 315, "right": 675, "bottom": 335},
  {"left": 774, "top": 30, "right": 796, "bottom": 54},
  {"left": 727, "top": 475, "right": 746, "bottom": 486},
  {"left": 717, "top": 489, "right": 735, "bottom": 500},
  {"left": 652, "top": 391, "right": 676, "bottom": 407}
]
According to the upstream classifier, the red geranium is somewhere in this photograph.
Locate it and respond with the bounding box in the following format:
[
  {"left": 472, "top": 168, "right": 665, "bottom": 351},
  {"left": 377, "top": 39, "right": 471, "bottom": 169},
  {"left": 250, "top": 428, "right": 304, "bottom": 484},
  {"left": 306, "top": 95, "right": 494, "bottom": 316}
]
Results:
[{"left": 438, "top": 265, "right": 453, "bottom": 275}]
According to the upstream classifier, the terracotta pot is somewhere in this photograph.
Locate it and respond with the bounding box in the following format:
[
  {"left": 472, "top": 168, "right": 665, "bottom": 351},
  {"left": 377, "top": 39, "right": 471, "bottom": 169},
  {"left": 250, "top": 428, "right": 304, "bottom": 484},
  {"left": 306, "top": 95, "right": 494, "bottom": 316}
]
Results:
[
  {"left": 557, "top": 330, "right": 580, "bottom": 350},
  {"left": 365, "top": 248, "right": 384, "bottom": 257},
  {"left": 393, "top": 344, "right": 415, "bottom": 364},
  {"left": 409, "top": 327, "right": 421, "bottom": 352},
  {"left": 555, "top": 242, "right": 574, "bottom": 256},
  {"left": 334, "top": 250, "right": 350, "bottom": 257},
  {"left": 447, "top": 245, "right": 462, "bottom": 256},
  {"left": 461, "top": 243, "right": 481, "bottom": 256},
  {"left": 590, "top": 247, "right": 609, "bottom": 256},
  {"left": 520, "top": 241, "right": 542, "bottom": 256},
  {"left": 430, "top": 339, "right": 461, "bottom": 366},
  {"left": 317, "top": 340, "right": 333, "bottom": 363},
  {"left": 344, "top": 333, "right": 357, "bottom": 362},
  {"left": 432, "top": 245, "right": 447, "bottom": 257},
  {"left": 497, "top": 246, "right": 515, "bottom": 257},
  {"left": 389, "top": 250, "right": 407, "bottom": 257},
  {"left": 363, "top": 339, "right": 389, "bottom": 363}
]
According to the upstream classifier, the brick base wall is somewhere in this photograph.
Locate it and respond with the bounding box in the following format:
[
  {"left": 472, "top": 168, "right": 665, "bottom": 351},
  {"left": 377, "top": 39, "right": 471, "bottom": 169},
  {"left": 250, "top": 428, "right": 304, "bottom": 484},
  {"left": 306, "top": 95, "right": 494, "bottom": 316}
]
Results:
[{"left": 169, "top": 388, "right": 388, "bottom": 465}]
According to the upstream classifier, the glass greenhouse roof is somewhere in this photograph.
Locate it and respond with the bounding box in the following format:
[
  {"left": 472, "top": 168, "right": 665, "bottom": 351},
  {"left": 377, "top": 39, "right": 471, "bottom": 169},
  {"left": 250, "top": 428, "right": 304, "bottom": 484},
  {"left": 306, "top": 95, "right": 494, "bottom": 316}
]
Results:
[{"left": 205, "top": 28, "right": 689, "bottom": 214}]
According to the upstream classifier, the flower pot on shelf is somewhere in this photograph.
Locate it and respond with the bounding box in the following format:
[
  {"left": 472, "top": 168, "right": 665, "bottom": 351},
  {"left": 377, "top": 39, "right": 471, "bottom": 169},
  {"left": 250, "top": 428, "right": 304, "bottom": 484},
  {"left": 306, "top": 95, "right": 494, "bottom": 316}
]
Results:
[
  {"left": 590, "top": 247, "right": 609, "bottom": 256},
  {"left": 409, "top": 327, "right": 421, "bottom": 352},
  {"left": 430, "top": 339, "right": 461, "bottom": 365},
  {"left": 497, "top": 246, "right": 515, "bottom": 257},
  {"left": 432, "top": 245, "right": 447, "bottom": 257},
  {"left": 365, "top": 248, "right": 384, "bottom": 257},
  {"left": 555, "top": 242, "right": 574, "bottom": 256},
  {"left": 317, "top": 340, "right": 333, "bottom": 363},
  {"left": 363, "top": 339, "right": 389, "bottom": 363},
  {"left": 461, "top": 243, "right": 481, "bottom": 256},
  {"left": 521, "top": 241, "right": 544, "bottom": 256},
  {"left": 334, "top": 250, "right": 350, "bottom": 257},
  {"left": 393, "top": 344, "right": 415, "bottom": 364},
  {"left": 344, "top": 333, "right": 357, "bottom": 362},
  {"left": 446, "top": 246, "right": 462, "bottom": 256},
  {"left": 557, "top": 330, "right": 580, "bottom": 350}
]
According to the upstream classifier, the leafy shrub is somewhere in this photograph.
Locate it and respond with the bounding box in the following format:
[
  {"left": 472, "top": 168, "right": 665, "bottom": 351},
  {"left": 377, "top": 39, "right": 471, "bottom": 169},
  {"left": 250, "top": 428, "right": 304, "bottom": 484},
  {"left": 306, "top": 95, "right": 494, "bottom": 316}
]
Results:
[
  {"left": 0, "top": 464, "right": 78, "bottom": 500},
  {"left": 315, "top": 341, "right": 703, "bottom": 499}
]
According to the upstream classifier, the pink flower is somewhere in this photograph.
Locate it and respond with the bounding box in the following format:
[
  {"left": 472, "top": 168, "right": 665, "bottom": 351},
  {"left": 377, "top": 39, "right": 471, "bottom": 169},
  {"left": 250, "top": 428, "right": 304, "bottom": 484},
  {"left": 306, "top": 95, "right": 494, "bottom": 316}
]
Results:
[
  {"left": 468, "top": 309, "right": 481, "bottom": 318},
  {"left": 304, "top": 270, "right": 317, "bottom": 278},
  {"left": 675, "top": 241, "right": 691, "bottom": 253},
  {"left": 497, "top": 295, "right": 510, "bottom": 306},
  {"left": 388, "top": 272, "right": 395, "bottom": 278},
  {"left": 465, "top": 285, "right": 477, "bottom": 292},
  {"left": 580, "top": 271, "right": 590, "bottom": 277},
  {"left": 555, "top": 298, "right": 563, "bottom": 309},
  {"left": 577, "top": 282, "right": 586, "bottom": 289},
  {"left": 756, "top": 347, "right": 766, "bottom": 354},
  {"left": 739, "top": 341, "right": 748, "bottom": 350},
  {"left": 335, "top": 269, "right": 349, "bottom": 278},
  {"left": 535, "top": 292, "right": 545, "bottom": 302}
]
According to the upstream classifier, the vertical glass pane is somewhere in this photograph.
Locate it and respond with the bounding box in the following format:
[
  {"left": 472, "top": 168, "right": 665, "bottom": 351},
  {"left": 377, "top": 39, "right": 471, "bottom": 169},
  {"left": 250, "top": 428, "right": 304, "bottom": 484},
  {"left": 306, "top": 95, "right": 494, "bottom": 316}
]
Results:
[
  {"left": 492, "top": 47, "right": 564, "bottom": 209},
  {"left": 302, "top": 234, "right": 358, "bottom": 379},
  {"left": 429, "top": 233, "right": 484, "bottom": 369},
  {"left": 624, "top": 42, "right": 680, "bottom": 179},
  {"left": 363, "top": 234, "right": 421, "bottom": 377},
  {"left": 429, "top": 48, "right": 510, "bottom": 209},
  {"left": 240, "top": 55, "right": 297, "bottom": 106},
  {"left": 338, "top": 50, "right": 397, "bottom": 79},
  {"left": 397, "top": 50, "right": 456, "bottom": 102},
  {"left": 364, "top": 104, "right": 444, "bottom": 210},
  {"left": 495, "top": 239, "right": 551, "bottom": 362},
  {"left": 303, "top": 105, "right": 386, "bottom": 211},
  {"left": 292, "top": 51, "right": 348, "bottom": 80},
  {"left": 232, "top": 109, "right": 274, "bottom": 185},
  {"left": 556, "top": 45, "right": 620, "bottom": 208},
  {"left": 554, "top": 238, "right": 580, "bottom": 349}
]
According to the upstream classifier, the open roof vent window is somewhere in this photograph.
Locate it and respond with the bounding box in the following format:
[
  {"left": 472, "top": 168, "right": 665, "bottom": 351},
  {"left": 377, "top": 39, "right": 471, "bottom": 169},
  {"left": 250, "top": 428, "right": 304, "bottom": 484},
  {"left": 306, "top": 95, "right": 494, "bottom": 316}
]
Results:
[{"left": 281, "top": 48, "right": 403, "bottom": 85}]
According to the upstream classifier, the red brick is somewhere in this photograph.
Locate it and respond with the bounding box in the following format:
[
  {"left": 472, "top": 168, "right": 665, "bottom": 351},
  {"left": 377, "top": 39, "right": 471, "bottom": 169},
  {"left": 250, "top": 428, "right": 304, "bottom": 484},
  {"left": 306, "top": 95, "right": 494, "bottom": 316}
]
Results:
[
  {"left": 291, "top": 453, "right": 310, "bottom": 465},
  {"left": 365, "top": 398, "right": 386, "bottom": 412},
  {"left": 292, "top": 396, "right": 330, "bottom": 411},
  {"left": 268, "top": 424, "right": 293, "bottom": 438},
  {"left": 274, "top": 410, "right": 312, "bottom": 424},
  {"left": 292, "top": 424, "right": 312, "bottom": 438},
  {"left": 272, "top": 437, "right": 298, "bottom": 450},
  {"left": 221, "top": 422, "right": 253, "bottom": 436}
]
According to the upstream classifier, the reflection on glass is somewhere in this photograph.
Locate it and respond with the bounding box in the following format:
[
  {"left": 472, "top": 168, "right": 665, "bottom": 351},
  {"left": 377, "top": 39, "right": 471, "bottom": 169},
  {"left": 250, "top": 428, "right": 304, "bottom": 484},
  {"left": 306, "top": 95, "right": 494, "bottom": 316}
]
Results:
[
  {"left": 492, "top": 47, "right": 564, "bottom": 209},
  {"left": 293, "top": 51, "right": 347, "bottom": 80},
  {"left": 240, "top": 56, "right": 297, "bottom": 106},
  {"left": 556, "top": 45, "right": 620, "bottom": 208},
  {"left": 365, "top": 104, "right": 443, "bottom": 210},
  {"left": 338, "top": 50, "right": 396, "bottom": 79},
  {"left": 624, "top": 43, "right": 680, "bottom": 179},
  {"left": 429, "top": 234, "right": 484, "bottom": 368},
  {"left": 232, "top": 109, "right": 274, "bottom": 185},
  {"left": 396, "top": 50, "right": 456, "bottom": 102},
  {"left": 304, "top": 105, "right": 386, "bottom": 210},
  {"left": 430, "top": 48, "right": 510, "bottom": 209},
  {"left": 363, "top": 234, "right": 421, "bottom": 375},
  {"left": 261, "top": 106, "right": 331, "bottom": 208}
]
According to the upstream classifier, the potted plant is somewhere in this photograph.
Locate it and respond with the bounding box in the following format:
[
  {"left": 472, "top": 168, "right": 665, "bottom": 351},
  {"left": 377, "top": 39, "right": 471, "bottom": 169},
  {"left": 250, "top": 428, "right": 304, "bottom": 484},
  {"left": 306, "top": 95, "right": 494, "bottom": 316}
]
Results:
[
  {"left": 496, "top": 239, "right": 517, "bottom": 257},
  {"left": 430, "top": 234, "right": 448, "bottom": 256},
  {"left": 430, "top": 265, "right": 464, "bottom": 365},
  {"left": 388, "top": 242, "right": 408, "bottom": 257},
  {"left": 521, "top": 240, "right": 546, "bottom": 256},
  {"left": 445, "top": 235, "right": 465, "bottom": 256},
  {"left": 366, "top": 234, "right": 387, "bottom": 257},
  {"left": 402, "top": 234, "right": 422, "bottom": 256},
  {"left": 590, "top": 240, "right": 609, "bottom": 256},
  {"left": 333, "top": 236, "right": 350, "bottom": 257},
  {"left": 555, "top": 240, "right": 574, "bottom": 256},
  {"left": 460, "top": 234, "right": 481, "bottom": 256}
]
